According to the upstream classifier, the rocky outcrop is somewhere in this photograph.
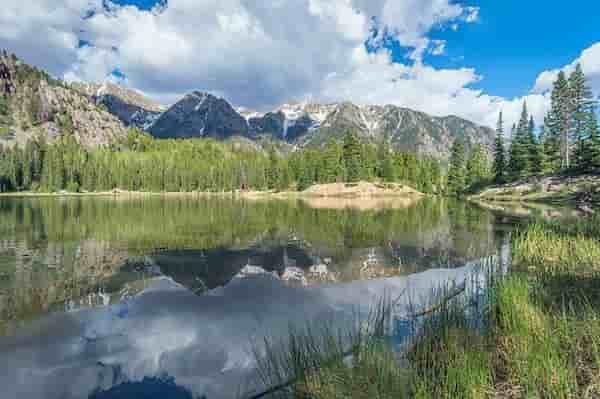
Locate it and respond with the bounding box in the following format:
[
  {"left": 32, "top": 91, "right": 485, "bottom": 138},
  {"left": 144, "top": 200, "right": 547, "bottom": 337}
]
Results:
[
  {"left": 71, "top": 82, "right": 164, "bottom": 129},
  {"left": 0, "top": 51, "right": 127, "bottom": 147}
]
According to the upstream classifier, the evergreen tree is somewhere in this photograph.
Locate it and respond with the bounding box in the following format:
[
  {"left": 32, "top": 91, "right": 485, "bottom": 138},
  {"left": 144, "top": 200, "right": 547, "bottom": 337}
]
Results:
[
  {"left": 266, "top": 148, "right": 280, "bottom": 190},
  {"left": 466, "top": 144, "right": 490, "bottom": 190},
  {"left": 546, "top": 71, "right": 571, "bottom": 169},
  {"left": 581, "top": 110, "right": 600, "bottom": 170},
  {"left": 22, "top": 140, "right": 34, "bottom": 189},
  {"left": 542, "top": 116, "right": 561, "bottom": 173},
  {"left": 508, "top": 103, "right": 530, "bottom": 180},
  {"left": 447, "top": 140, "right": 466, "bottom": 196},
  {"left": 528, "top": 116, "right": 544, "bottom": 175},
  {"left": 493, "top": 112, "right": 506, "bottom": 184},
  {"left": 321, "top": 140, "right": 343, "bottom": 183},
  {"left": 377, "top": 139, "right": 395, "bottom": 182},
  {"left": 568, "top": 64, "right": 597, "bottom": 170},
  {"left": 342, "top": 130, "right": 361, "bottom": 182},
  {"left": 569, "top": 64, "right": 595, "bottom": 149}
]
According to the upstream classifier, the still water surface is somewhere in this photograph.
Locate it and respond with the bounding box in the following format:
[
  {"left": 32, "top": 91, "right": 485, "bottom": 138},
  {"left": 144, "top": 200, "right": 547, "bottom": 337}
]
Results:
[{"left": 0, "top": 196, "right": 516, "bottom": 398}]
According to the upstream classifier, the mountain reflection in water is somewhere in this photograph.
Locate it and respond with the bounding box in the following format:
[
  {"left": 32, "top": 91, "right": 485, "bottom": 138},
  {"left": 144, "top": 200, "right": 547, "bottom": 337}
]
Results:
[
  {"left": 0, "top": 196, "right": 518, "bottom": 398},
  {"left": 0, "top": 261, "right": 490, "bottom": 399}
]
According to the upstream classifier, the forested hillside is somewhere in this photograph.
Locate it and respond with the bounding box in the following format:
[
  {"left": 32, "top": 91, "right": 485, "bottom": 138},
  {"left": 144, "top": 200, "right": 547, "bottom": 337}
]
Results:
[
  {"left": 0, "top": 129, "right": 452, "bottom": 194},
  {"left": 0, "top": 50, "right": 501, "bottom": 196}
]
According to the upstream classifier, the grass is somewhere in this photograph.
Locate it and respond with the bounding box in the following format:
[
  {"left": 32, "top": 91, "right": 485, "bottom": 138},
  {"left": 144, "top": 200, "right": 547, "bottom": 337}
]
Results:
[
  {"left": 512, "top": 216, "right": 600, "bottom": 274},
  {"left": 248, "top": 215, "right": 600, "bottom": 399}
]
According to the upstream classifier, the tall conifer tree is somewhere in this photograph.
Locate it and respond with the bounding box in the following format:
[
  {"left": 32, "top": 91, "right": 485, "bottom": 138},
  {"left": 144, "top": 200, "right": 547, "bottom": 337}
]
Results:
[
  {"left": 546, "top": 71, "right": 571, "bottom": 169},
  {"left": 343, "top": 130, "right": 361, "bottom": 182},
  {"left": 493, "top": 112, "right": 506, "bottom": 184},
  {"left": 447, "top": 140, "right": 466, "bottom": 196},
  {"left": 508, "top": 103, "right": 530, "bottom": 180}
]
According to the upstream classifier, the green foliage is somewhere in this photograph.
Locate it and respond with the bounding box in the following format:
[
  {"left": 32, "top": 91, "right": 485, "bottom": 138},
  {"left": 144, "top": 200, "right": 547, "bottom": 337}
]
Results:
[
  {"left": 0, "top": 131, "right": 445, "bottom": 195},
  {"left": 447, "top": 140, "right": 466, "bottom": 196},
  {"left": 492, "top": 112, "right": 506, "bottom": 184},
  {"left": 508, "top": 103, "right": 531, "bottom": 180},
  {"left": 0, "top": 96, "right": 9, "bottom": 117},
  {"left": 569, "top": 64, "right": 596, "bottom": 156},
  {"left": 342, "top": 130, "right": 362, "bottom": 182},
  {"left": 546, "top": 71, "right": 571, "bottom": 170},
  {"left": 321, "top": 139, "right": 344, "bottom": 183},
  {"left": 466, "top": 144, "right": 490, "bottom": 191}
]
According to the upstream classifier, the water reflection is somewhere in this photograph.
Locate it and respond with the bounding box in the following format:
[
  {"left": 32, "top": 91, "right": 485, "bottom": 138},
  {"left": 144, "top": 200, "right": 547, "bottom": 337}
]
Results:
[
  {"left": 0, "top": 197, "right": 511, "bottom": 336},
  {"left": 0, "top": 262, "right": 485, "bottom": 399},
  {"left": 0, "top": 196, "right": 522, "bottom": 398},
  {"left": 0, "top": 197, "right": 509, "bottom": 334}
]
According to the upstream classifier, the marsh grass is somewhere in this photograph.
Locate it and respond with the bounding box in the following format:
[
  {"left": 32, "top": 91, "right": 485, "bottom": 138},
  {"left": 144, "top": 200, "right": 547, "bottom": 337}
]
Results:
[
  {"left": 248, "top": 216, "right": 600, "bottom": 399},
  {"left": 249, "top": 298, "right": 396, "bottom": 399},
  {"left": 512, "top": 219, "right": 600, "bottom": 273},
  {"left": 248, "top": 277, "right": 496, "bottom": 399},
  {"left": 495, "top": 215, "right": 600, "bottom": 398}
]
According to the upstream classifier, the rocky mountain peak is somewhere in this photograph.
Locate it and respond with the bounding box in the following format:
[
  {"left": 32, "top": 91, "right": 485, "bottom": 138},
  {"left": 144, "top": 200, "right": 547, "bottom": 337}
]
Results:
[{"left": 148, "top": 90, "right": 248, "bottom": 139}]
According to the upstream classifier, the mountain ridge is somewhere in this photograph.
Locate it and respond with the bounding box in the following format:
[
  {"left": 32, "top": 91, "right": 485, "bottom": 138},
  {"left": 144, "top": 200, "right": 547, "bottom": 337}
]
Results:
[
  {"left": 0, "top": 52, "right": 494, "bottom": 161},
  {"left": 143, "top": 91, "right": 495, "bottom": 160}
]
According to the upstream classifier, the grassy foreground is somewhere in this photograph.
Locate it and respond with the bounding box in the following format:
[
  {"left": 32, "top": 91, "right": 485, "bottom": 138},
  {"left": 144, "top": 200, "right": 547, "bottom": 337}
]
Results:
[{"left": 251, "top": 215, "right": 600, "bottom": 398}]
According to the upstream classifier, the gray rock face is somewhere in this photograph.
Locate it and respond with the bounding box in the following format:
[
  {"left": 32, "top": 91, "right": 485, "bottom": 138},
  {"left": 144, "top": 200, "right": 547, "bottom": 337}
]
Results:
[
  {"left": 248, "top": 102, "right": 495, "bottom": 161},
  {"left": 248, "top": 111, "right": 285, "bottom": 139},
  {"left": 71, "top": 82, "right": 164, "bottom": 129},
  {"left": 0, "top": 52, "right": 127, "bottom": 148},
  {"left": 304, "top": 104, "right": 496, "bottom": 160},
  {"left": 149, "top": 92, "right": 248, "bottom": 139}
]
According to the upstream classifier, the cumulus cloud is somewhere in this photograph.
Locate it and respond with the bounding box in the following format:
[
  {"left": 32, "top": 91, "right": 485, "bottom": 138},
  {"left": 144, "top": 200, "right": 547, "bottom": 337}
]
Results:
[
  {"left": 532, "top": 42, "right": 600, "bottom": 97},
  {"left": 318, "top": 45, "right": 550, "bottom": 131},
  {"left": 0, "top": 0, "right": 554, "bottom": 129}
]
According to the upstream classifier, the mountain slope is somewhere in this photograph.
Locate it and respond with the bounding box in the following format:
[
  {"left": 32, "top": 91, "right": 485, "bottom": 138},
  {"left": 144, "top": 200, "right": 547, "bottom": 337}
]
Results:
[
  {"left": 0, "top": 52, "right": 127, "bottom": 147},
  {"left": 148, "top": 92, "right": 248, "bottom": 139},
  {"left": 72, "top": 81, "right": 165, "bottom": 129},
  {"left": 151, "top": 97, "right": 495, "bottom": 161},
  {"left": 301, "top": 104, "right": 495, "bottom": 159}
]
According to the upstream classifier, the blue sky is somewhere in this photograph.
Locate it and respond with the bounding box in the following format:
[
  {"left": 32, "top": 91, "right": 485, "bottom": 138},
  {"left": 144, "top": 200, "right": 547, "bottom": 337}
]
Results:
[
  {"left": 111, "top": 0, "right": 163, "bottom": 10},
  {"left": 398, "top": 0, "right": 600, "bottom": 98},
  {"left": 2, "top": 0, "right": 600, "bottom": 128}
]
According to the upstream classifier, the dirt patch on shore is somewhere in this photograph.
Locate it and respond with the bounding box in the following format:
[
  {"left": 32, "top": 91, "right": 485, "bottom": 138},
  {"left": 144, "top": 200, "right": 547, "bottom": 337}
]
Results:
[{"left": 300, "top": 181, "right": 423, "bottom": 198}]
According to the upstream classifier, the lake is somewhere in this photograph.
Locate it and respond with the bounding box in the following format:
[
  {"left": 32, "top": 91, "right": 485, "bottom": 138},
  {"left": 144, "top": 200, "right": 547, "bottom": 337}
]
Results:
[{"left": 0, "top": 196, "right": 516, "bottom": 398}]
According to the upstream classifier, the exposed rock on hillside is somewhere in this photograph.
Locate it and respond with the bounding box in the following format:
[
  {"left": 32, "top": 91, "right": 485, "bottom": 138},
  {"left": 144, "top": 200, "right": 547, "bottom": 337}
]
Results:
[
  {"left": 72, "top": 82, "right": 165, "bottom": 129},
  {"left": 0, "top": 52, "right": 127, "bottom": 147}
]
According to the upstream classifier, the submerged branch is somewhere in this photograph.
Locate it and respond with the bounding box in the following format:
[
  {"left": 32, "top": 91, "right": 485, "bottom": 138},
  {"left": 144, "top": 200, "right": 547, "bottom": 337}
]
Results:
[{"left": 409, "top": 282, "right": 467, "bottom": 318}]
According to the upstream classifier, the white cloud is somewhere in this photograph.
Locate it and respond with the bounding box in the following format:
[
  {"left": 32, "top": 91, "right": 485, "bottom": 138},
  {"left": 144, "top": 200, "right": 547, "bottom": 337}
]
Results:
[
  {"left": 533, "top": 42, "right": 600, "bottom": 98},
  {"left": 319, "top": 45, "right": 550, "bottom": 131},
  {"left": 0, "top": 0, "right": 554, "bottom": 131}
]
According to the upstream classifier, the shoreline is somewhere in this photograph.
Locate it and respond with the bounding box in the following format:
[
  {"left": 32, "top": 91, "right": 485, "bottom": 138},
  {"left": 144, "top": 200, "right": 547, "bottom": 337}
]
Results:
[
  {"left": 468, "top": 173, "right": 600, "bottom": 212},
  {"left": 0, "top": 182, "right": 425, "bottom": 201}
]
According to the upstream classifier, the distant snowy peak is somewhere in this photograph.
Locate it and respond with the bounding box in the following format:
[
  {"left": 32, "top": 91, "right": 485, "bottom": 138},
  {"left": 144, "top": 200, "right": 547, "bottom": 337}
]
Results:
[
  {"left": 71, "top": 81, "right": 165, "bottom": 129},
  {"left": 82, "top": 84, "right": 494, "bottom": 160},
  {"left": 73, "top": 82, "right": 165, "bottom": 113},
  {"left": 236, "top": 107, "right": 265, "bottom": 122}
]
